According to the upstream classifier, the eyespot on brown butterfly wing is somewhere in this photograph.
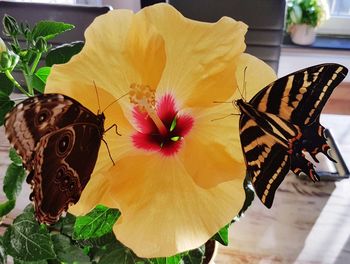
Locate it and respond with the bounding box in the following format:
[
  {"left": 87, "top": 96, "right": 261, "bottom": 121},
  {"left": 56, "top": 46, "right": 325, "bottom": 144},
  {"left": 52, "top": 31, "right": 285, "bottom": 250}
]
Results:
[{"left": 4, "top": 93, "right": 105, "bottom": 224}]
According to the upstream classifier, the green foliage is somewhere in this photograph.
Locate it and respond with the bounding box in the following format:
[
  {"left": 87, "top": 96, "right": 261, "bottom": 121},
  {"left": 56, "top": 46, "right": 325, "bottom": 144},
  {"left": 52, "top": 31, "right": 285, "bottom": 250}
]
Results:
[
  {"left": 3, "top": 212, "right": 56, "bottom": 261},
  {"left": 0, "top": 199, "right": 16, "bottom": 217},
  {"left": 0, "top": 237, "right": 6, "bottom": 264},
  {"left": 152, "top": 245, "right": 205, "bottom": 264},
  {"left": 9, "top": 148, "right": 23, "bottom": 166},
  {"left": 32, "top": 66, "right": 51, "bottom": 92},
  {"left": 94, "top": 240, "right": 150, "bottom": 264},
  {"left": 46, "top": 41, "right": 84, "bottom": 66},
  {"left": 32, "top": 21, "right": 74, "bottom": 41},
  {"left": 0, "top": 73, "right": 14, "bottom": 96},
  {"left": 51, "top": 234, "right": 90, "bottom": 263},
  {"left": 0, "top": 14, "right": 75, "bottom": 96},
  {"left": 3, "top": 163, "right": 26, "bottom": 200},
  {"left": 181, "top": 245, "right": 206, "bottom": 264},
  {"left": 212, "top": 224, "right": 229, "bottom": 246},
  {"left": 0, "top": 73, "right": 15, "bottom": 125},
  {"left": 0, "top": 148, "right": 25, "bottom": 217},
  {"left": 287, "top": 0, "right": 327, "bottom": 28},
  {"left": 0, "top": 95, "right": 14, "bottom": 126},
  {"left": 73, "top": 204, "right": 121, "bottom": 240}
]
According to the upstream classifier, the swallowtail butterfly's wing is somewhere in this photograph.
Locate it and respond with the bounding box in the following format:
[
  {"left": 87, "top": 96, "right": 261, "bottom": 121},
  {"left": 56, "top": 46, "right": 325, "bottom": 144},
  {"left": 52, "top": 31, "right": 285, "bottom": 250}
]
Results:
[
  {"left": 239, "top": 63, "right": 348, "bottom": 208},
  {"left": 250, "top": 64, "right": 348, "bottom": 125},
  {"left": 239, "top": 110, "right": 293, "bottom": 208}
]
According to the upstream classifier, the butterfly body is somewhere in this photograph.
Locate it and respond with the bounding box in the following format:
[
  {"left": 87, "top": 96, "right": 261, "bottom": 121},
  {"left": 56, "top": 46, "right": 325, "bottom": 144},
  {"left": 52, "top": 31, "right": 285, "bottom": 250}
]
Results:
[
  {"left": 5, "top": 93, "right": 105, "bottom": 223},
  {"left": 238, "top": 63, "right": 348, "bottom": 208}
]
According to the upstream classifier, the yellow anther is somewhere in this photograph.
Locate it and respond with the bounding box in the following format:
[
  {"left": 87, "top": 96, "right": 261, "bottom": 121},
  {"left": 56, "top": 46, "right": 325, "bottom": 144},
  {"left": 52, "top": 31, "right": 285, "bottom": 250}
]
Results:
[
  {"left": 129, "top": 83, "right": 167, "bottom": 136},
  {"left": 129, "top": 83, "right": 156, "bottom": 112}
]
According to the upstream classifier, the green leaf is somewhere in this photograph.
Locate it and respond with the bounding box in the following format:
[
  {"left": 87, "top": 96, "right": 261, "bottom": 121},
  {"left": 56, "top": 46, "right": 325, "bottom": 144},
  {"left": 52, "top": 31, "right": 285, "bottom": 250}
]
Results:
[
  {"left": 73, "top": 204, "right": 120, "bottom": 240},
  {"left": 3, "top": 163, "right": 26, "bottom": 200},
  {"left": 45, "top": 41, "right": 84, "bottom": 67},
  {"left": 51, "top": 234, "right": 90, "bottom": 263},
  {"left": 183, "top": 244, "right": 206, "bottom": 264},
  {"left": 151, "top": 245, "right": 205, "bottom": 264},
  {"left": 23, "top": 203, "right": 35, "bottom": 214},
  {"left": 0, "top": 95, "right": 14, "bottom": 126},
  {"left": 32, "top": 66, "right": 51, "bottom": 93},
  {"left": 3, "top": 212, "right": 56, "bottom": 261},
  {"left": 52, "top": 212, "right": 76, "bottom": 237},
  {"left": 13, "top": 259, "right": 48, "bottom": 264},
  {"left": 151, "top": 255, "right": 182, "bottom": 264},
  {"left": 9, "top": 148, "right": 22, "bottom": 166},
  {"left": 76, "top": 232, "right": 117, "bottom": 248},
  {"left": 0, "top": 236, "right": 7, "bottom": 264},
  {"left": 212, "top": 224, "right": 229, "bottom": 246},
  {"left": 290, "top": 5, "right": 303, "bottom": 24},
  {"left": 0, "top": 199, "right": 16, "bottom": 217},
  {"left": 31, "top": 74, "right": 45, "bottom": 93},
  {"left": 32, "top": 21, "right": 74, "bottom": 41},
  {"left": 97, "top": 241, "right": 147, "bottom": 264},
  {"left": 35, "top": 67, "right": 51, "bottom": 84},
  {"left": 0, "top": 73, "right": 14, "bottom": 96}
]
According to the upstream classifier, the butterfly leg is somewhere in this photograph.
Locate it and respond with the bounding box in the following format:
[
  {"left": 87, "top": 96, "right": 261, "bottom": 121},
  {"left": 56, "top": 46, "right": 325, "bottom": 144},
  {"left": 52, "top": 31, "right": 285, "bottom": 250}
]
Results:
[
  {"left": 102, "top": 138, "right": 115, "bottom": 166},
  {"left": 105, "top": 124, "right": 121, "bottom": 136}
]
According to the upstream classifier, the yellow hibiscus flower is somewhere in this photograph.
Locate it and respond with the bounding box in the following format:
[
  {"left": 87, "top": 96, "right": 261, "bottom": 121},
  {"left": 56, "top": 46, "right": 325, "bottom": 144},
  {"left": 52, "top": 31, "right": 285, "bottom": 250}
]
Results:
[{"left": 45, "top": 3, "right": 276, "bottom": 258}]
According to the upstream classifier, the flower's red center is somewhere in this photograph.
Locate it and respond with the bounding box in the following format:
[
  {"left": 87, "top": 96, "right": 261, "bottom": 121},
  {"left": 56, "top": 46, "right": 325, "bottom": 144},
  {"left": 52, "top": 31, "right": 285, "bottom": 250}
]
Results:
[{"left": 130, "top": 84, "right": 193, "bottom": 156}]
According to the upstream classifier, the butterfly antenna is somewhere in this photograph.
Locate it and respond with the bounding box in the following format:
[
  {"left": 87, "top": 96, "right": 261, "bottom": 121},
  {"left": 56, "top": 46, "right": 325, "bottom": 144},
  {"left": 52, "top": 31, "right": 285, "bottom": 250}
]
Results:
[
  {"left": 235, "top": 71, "right": 245, "bottom": 101},
  {"left": 243, "top": 66, "right": 248, "bottom": 100},
  {"left": 213, "top": 100, "right": 233, "bottom": 104},
  {"left": 93, "top": 80, "right": 102, "bottom": 114},
  {"left": 102, "top": 92, "right": 129, "bottom": 113},
  {"left": 211, "top": 113, "right": 239, "bottom": 122}
]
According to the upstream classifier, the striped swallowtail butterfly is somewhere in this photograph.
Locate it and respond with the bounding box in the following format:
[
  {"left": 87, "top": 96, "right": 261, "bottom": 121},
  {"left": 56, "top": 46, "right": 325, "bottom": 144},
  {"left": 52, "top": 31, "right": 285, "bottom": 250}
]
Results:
[{"left": 237, "top": 63, "right": 348, "bottom": 208}]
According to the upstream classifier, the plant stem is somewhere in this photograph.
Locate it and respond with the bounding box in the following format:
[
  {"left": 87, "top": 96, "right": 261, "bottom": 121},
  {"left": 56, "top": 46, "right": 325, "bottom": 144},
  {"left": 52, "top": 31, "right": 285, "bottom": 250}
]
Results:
[
  {"left": 30, "top": 52, "right": 42, "bottom": 74},
  {"left": 22, "top": 63, "right": 34, "bottom": 96},
  {"left": 4, "top": 70, "right": 31, "bottom": 97}
]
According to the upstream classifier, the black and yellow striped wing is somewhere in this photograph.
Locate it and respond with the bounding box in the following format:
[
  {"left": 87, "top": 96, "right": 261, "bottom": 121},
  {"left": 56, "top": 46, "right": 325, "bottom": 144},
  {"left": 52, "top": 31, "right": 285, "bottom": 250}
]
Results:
[
  {"left": 238, "top": 63, "right": 348, "bottom": 208},
  {"left": 250, "top": 63, "right": 348, "bottom": 125},
  {"left": 239, "top": 107, "right": 293, "bottom": 208}
]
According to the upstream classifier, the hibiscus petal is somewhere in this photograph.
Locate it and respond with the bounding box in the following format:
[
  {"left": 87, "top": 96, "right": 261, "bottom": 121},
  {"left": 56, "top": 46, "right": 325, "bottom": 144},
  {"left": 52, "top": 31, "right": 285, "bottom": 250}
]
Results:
[
  {"left": 46, "top": 8, "right": 166, "bottom": 123},
  {"left": 94, "top": 154, "right": 245, "bottom": 257},
  {"left": 233, "top": 53, "right": 277, "bottom": 101},
  {"left": 184, "top": 53, "right": 277, "bottom": 166},
  {"left": 138, "top": 4, "right": 248, "bottom": 108}
]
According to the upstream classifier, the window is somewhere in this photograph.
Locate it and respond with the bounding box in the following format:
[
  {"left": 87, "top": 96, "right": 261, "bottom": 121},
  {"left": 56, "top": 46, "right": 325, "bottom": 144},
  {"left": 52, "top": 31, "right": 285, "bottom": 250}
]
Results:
[{"left": 317, "top": 0, "right": 350, "bottom": 35}]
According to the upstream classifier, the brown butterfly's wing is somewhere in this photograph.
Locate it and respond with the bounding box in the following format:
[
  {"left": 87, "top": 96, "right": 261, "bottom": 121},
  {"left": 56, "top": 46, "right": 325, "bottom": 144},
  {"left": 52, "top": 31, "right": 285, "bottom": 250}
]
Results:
[
  {"left": 33, "top": 123, "right": 102, "bottom": 224},
  {"left": 4, "top": 93, "right": 105, "bottom": 223},
  {"left": 4, "top": 94, "right": 98, "bottom": 171}
]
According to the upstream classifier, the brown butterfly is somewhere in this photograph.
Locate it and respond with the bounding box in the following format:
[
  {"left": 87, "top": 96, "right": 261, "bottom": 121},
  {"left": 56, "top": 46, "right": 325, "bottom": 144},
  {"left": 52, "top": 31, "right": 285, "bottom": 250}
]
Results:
[{"left": 4, "top": 93, "right": 110, "bottom": 224}]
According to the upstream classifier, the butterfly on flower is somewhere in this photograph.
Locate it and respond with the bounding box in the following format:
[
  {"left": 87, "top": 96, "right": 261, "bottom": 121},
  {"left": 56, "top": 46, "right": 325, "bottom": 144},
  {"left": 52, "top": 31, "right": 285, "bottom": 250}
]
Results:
[
  {"left": 4, "top": 93, "right": 112, "bottom": 224},
  {"left": 237, "top": 63, "right": 348, "bottom": 208}
]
